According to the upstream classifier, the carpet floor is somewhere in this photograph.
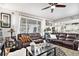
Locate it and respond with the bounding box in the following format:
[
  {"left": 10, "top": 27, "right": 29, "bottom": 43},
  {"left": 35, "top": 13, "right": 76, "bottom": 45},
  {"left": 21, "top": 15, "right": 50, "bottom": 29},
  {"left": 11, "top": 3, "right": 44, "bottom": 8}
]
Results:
[{"left": 52, "top": 44, "right": 79, "bottom": 56}]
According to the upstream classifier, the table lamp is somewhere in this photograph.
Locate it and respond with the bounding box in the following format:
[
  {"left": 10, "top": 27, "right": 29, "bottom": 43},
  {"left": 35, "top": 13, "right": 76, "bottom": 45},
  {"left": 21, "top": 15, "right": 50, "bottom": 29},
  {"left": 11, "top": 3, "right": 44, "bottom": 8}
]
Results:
[{"left": 8, "top": 28, "right": 15, "bottom": 38}]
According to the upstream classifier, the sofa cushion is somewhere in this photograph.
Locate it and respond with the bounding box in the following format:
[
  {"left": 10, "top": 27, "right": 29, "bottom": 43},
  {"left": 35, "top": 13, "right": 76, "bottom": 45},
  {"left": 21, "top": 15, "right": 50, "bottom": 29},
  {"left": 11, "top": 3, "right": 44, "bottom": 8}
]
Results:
[
  {"left": 31, "top": 36, "right": 42, "bottom": 40},
  {"left": 34, "top": 39, "right": 43, "bottom": 44},
  {"left": 67, "top": 34, "right": 76, "bottom": 39},
  {"left": 53, "top": 39, "right": 63, "bottom": 43},
  {"left": 58, "top": 37, "right": 66, "bottom": 40},
  {"left": 58, "top": 34, "right": 66, "bottom": 40},
  {"left": 59, "top": 34, "right": 67, "bottom": 37},
  {"left": 66, "top": 34, "right": 77, "bottom": 40},
  {"left": 29, "top": 33, "right": 42, "bottom": 40},
  {"left": 62, "top": 40, "right": 74, "bottom": 46}
]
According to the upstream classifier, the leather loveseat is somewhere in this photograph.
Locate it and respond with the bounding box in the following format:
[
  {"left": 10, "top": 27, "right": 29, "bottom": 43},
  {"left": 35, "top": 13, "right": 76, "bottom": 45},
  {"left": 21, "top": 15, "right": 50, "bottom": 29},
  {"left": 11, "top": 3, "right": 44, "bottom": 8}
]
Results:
[{"left": 17, "top": 33, "right": 44, "bottom": 48}]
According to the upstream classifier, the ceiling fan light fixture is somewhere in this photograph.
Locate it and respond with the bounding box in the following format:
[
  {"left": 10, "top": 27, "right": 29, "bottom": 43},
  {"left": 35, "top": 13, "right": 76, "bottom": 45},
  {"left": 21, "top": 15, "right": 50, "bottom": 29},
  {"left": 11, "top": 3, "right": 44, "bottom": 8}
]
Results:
[
  {"left": 51, "top": 5, "right": 55, "bottom": 9},
  {"left": 41, "top": 3, "right": 66, "bottom": 13}
]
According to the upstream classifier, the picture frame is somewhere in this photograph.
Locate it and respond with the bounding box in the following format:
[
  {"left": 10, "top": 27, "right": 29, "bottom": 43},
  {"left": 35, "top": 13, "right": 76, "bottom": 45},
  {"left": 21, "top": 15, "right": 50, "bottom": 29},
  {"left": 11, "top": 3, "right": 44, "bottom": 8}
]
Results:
[{"left": 1, "top": 13, "right": 11, "bottom": 28}]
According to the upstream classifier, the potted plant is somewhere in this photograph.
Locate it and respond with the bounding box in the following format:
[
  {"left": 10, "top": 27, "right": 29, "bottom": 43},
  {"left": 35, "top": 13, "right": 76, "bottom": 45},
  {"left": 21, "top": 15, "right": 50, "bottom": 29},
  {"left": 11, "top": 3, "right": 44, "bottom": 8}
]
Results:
[
  {"left": 44, "top": 27, "right": 51, "bottom": 33},
  {"left": 44, "top": 27, "right": 51, "bottom": 38}
]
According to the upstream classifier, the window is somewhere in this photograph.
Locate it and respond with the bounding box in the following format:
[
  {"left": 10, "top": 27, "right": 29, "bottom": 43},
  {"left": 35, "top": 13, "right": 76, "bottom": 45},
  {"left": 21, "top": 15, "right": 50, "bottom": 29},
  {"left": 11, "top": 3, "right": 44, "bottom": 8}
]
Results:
[
  {"left": 20, "top": 17, "right": 26, "bottom": 33},
  {"left": 45, "top": 20, "right": 52, "bottom": 26},
  {"left": 0, "top": 29, "right": 3, "bottom": 43},
  {"left": 20, "top": 17, "right": 41, "bottom": 33}
]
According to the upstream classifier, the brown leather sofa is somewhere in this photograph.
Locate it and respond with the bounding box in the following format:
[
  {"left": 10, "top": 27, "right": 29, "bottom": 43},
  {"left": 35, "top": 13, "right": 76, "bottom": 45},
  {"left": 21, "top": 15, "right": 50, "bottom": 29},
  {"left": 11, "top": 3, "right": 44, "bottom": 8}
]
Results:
[
  {"left": 17, "top": 33, "right": 44, "bottom": 48},
  {"left": 50, "top": 33, "right": 79, "bottom": 50}
]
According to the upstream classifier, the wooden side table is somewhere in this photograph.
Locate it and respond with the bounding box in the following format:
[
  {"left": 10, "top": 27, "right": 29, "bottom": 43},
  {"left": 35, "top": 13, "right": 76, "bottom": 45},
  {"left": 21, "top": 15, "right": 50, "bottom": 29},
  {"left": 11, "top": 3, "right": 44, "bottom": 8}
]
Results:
[
  {"left": 5, "top": 48, "right": 11, "bottom": 56},
  {"left": 4, "top": 38, "right": 16, "bottom": 56}
]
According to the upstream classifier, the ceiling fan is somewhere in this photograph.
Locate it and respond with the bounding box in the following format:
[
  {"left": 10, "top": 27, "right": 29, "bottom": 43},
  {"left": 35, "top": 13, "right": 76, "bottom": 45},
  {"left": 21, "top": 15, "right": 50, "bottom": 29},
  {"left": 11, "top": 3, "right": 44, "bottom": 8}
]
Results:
[{"left": 42, "top": 3, "right": 66, "bottom": 13}]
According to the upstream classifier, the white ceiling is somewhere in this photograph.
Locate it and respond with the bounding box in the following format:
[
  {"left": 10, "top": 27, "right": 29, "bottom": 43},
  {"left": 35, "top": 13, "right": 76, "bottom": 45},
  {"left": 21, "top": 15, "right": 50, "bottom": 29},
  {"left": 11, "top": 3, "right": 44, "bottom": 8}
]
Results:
[{"left": 0, "top": 3, "right": 79, "bottom": 20}]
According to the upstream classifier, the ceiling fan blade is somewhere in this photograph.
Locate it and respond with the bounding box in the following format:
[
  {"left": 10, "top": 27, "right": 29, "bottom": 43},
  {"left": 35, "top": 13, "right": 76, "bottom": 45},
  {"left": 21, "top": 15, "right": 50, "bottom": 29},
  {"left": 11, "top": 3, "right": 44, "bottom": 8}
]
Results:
[
  {"left": 48, "top": 3, "right": 58, "bottom": 6},
  {"left": 56, "top": 5, "right": 66, "bottom": 7},
  {"left": 42, "top": 6, "right": 51, "bottom": 10},
  {"left": 51, "top": 9, "right": 54, "bottom": 13},
  {"left": 48, "top": 3, "right": 53, "bottom": 5}
]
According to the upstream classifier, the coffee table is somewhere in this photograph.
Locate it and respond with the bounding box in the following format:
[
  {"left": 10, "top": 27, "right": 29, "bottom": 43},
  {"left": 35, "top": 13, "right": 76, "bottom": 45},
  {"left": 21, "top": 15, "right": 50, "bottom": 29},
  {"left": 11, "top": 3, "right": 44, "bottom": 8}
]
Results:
[{"left": 26, "top": 43, "right": 56, "bottom": 56}]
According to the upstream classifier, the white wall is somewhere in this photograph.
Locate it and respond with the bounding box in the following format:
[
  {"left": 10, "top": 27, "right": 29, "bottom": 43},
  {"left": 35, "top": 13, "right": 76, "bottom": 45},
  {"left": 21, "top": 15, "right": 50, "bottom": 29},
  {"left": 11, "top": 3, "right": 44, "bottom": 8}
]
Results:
[
  {"left": 53, "top": 15, "right": 79, "bottom": 33},
  {"left": 0, "top": 7, "right": 47, "bottom": 37},
  {"left": 41, "top": 19, "right": 46, "bottom": 36},
  {"left": 0, "top": 7, "right": 14, "bottom": 37}
]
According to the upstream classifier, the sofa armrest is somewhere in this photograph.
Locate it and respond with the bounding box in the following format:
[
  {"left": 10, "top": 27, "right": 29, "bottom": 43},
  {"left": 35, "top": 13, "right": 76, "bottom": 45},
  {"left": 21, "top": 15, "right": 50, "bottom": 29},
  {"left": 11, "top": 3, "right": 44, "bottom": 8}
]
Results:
[
  {"left": 0, "top": 49, "right": 1, "bottom": 56},
  {"left": 41, "top": 37, "right": 45, "bottom": 40},
  {"left": 73, "top": 40, "right": 79, "bottom": 50},
  {"left": 73, "top": 40, "right": 79, "bottom": 43},
  {"left": 15, "top": 40, "right": 23, "bottom": 49}
]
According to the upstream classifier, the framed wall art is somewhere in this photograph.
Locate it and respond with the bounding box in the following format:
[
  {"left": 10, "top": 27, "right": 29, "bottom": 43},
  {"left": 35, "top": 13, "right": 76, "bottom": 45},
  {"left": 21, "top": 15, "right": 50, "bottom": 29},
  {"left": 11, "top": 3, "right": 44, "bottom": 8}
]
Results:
[
  {"left": 45, "top": 20, "right": 52, "bottom": 26},
  {"left": 1, "top": 13, "right": 11, "bottom": 28}
]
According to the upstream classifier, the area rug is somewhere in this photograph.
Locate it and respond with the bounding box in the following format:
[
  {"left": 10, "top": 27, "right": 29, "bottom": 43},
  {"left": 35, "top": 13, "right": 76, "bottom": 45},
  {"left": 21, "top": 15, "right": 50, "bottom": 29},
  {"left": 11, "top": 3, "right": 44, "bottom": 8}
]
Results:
[
  {"left": 55, "top": 47, "right": 66, "bottom": 56},
  {"left": 52, "top": 44, "right": 79, "bottom": 56}
]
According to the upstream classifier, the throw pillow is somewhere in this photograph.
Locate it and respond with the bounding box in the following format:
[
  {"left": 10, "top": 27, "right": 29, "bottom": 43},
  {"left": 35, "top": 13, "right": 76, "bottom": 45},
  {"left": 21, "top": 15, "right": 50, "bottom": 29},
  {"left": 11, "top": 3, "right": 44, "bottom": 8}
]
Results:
[
  {"left": 50, "top": 34, "right": 57, "bottom": 39},
  {"left": 19, "top": 35, "right": 32, "bottom": 43}
]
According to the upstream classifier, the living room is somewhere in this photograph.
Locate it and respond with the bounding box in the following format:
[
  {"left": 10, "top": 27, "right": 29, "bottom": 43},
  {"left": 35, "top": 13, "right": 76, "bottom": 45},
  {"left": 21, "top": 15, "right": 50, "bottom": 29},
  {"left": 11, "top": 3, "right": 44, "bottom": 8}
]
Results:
[{"left": 0, "top": 3, "right": 79, "bottom": 56}]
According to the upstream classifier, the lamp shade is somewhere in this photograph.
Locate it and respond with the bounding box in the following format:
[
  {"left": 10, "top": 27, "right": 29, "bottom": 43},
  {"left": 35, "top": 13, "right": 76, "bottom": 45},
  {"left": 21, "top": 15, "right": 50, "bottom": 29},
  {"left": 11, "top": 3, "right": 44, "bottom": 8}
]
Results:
[{"left": 8, "top": 28, "right": 15, "bottom": 32}]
